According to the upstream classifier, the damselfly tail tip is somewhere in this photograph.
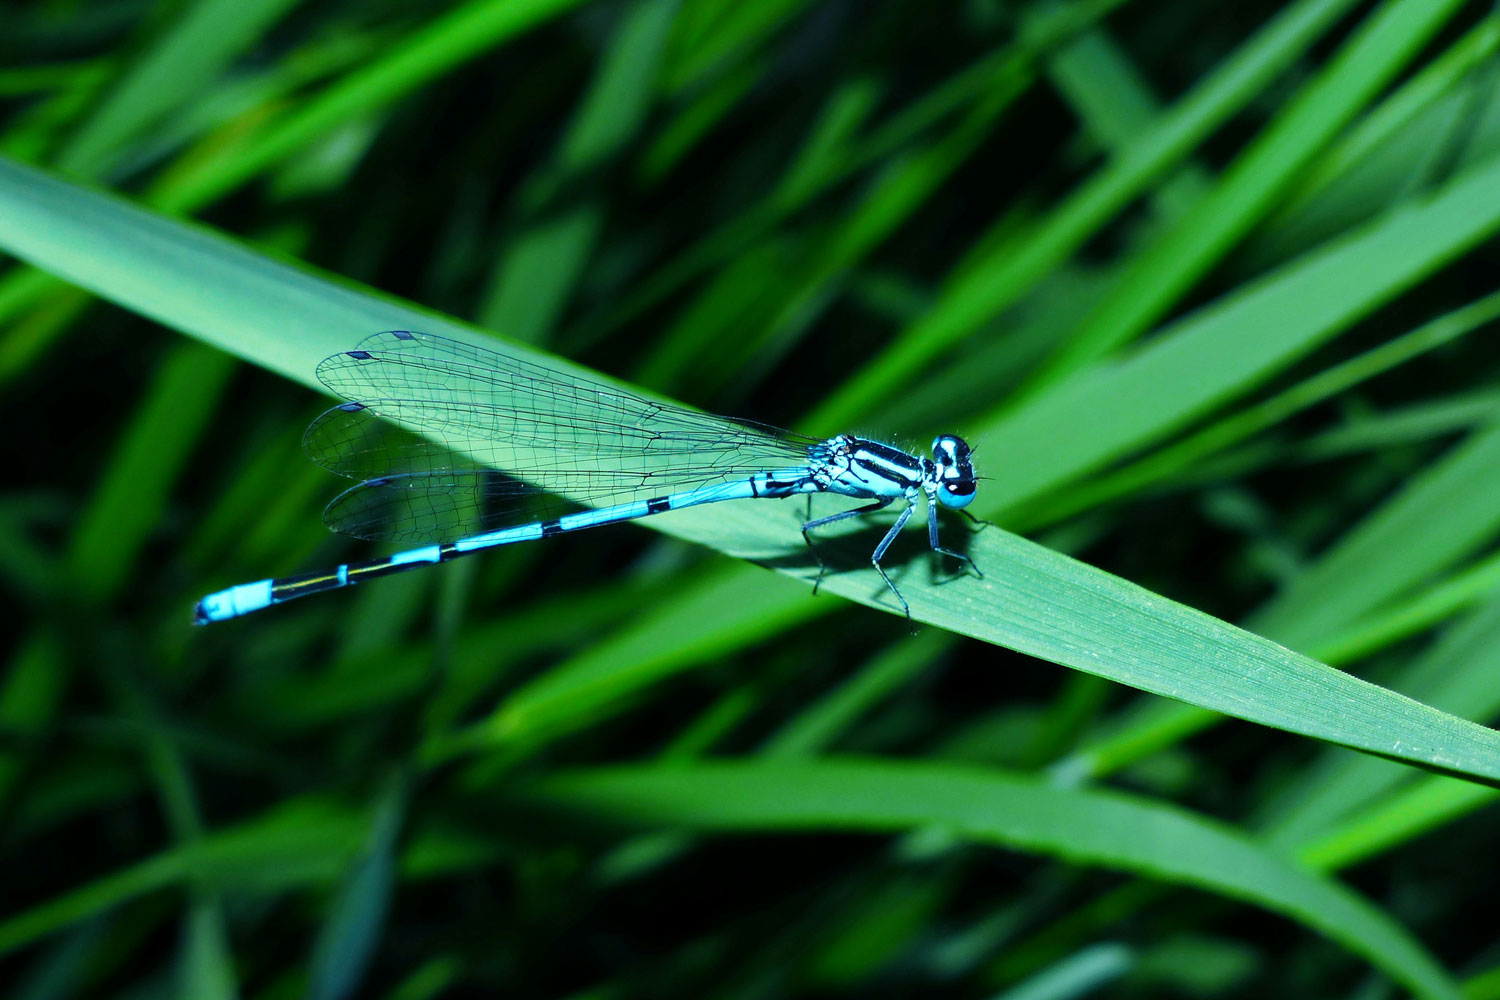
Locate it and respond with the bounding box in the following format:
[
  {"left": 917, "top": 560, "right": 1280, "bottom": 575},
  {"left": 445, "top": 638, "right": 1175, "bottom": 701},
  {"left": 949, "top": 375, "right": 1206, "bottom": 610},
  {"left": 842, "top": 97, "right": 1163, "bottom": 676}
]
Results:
[{"left": 192, "top": 580, "right": 273, "bottom": 625}]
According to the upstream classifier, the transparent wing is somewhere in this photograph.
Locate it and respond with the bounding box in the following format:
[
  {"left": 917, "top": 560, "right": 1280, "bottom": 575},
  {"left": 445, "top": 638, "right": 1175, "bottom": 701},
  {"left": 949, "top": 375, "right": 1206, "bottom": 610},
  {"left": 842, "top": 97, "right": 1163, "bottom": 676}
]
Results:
[
  {"left": 321, "top": 471, "right": 667, "bottom": 542},
  {"left": 304, "top": 402, "right": 486, "bottom": 480},
  {"left": 323, "top": 471, "right": 519, "bottom": 542},
  {"left": 305, "top": 330, "right": 818, "bottom": 541}
]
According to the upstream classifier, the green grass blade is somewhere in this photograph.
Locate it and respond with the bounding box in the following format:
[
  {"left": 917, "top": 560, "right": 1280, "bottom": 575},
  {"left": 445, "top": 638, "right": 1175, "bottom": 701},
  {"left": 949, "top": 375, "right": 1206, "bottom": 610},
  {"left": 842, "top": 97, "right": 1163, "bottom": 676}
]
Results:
[
  {"left": 559, "top": 0, "right": 679, "bottom": 173},
  {"left": 56, "top": 0, "right": 303, "bottom": 176},
  {"left": 1250, "top": 421, "right": 1500, "bottom": 647},
  {"left": 1028, "top": 0, "right": 1468, "bottom": 387},
  {"left": 1265, "top": 15, "right": 1500, "bottom": 247},
  {"left": 0, "top": 635, "right": 67, "bottom": 810},
  {"left": 477, "top": 206, "right": 604, "bottom": 344},
  {"left": 565, "top": 0, "right": 1130, "bottom": 356},
  {"left": 1264, "top": 596, "right": 1500, "bottom": 846},
  {"left": 12, "top": 924, "right": 111, "bottom": 1000},
  {"left": 766, "top": 77, "right": 882, "bottom": 210},
  {"left": 459, "top": 567, "right": 820, "bottom": 753},
  {"left": 1007, "top": 289, "right": 1500, "bottom": 530},
  {"left": 1297, "top": 774, "right": 1497, "bottom": 873},
  {"left": 64, "top": 344, "right": 236, "bottom": 604},
  {"left": 1041, "top": 368, "right": 1500, "bottom": 790},
  {"left": 0, "top": 799, "right": 364, "bottom": 957},
  {"left": 643, "top": 83, "right": 1019, "bottom": 392},
  {"left": 469, "top": 512, "right": 1500, "bottom": 784},
  {"left": 476, "top": 0, "right": 678, "bottom": 342},
  {"left": 379, "top": 958, "right": 463, "bottom": 1000},
  {"left": 805, "top": 0, "right": 1363, "bottom": 430},
  {"left": 662, "top": 0, "right": 807, "bottom": 94},
  {"left": 989, "top": 944, "right": 1134, "bottom": 1000},
  {"left": 528, "top": 759, "right": 1463, "bottom": 1000},
  {"left": 1050, "top": 542, "right": 1500, "bottom": 790},
  {"left": 306, "top": 777, "right": 407, "bottom": 1000},
  {"left": 0, "top": 153, "right": 449, "bottom": 385},
  {"left": 177, "top": 900, "right": 237, "bottom": 1000},
  {"left": 153, "top": 0, "right": 592, "bottom": 212},
  {"left": 973, "top": 150, "right": 1500, "bottom": 515},
  {"left": 760, "top": 632, "right": 946, "bottom": 758},
  {"left": 1312, "top": 550, "right": 1500, "bottom": 665},
  {"left": 3, "top": 151, "right": 1499, "bottom": 787},
  {"left": 637, "top": 58, "right": 761, "bottom": 183},
  {"left": 1044, "top": 23, "right": 1211, "bottom": 222},
  {"left": 1297, "top": 390, "right": 1500, "bottom": 460}
]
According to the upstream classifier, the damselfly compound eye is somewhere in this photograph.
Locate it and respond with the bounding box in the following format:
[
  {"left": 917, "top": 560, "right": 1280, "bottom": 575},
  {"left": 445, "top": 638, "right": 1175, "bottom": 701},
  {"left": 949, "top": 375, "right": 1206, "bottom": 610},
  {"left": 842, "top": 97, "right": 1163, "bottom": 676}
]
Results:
[{"left": 938, "top": 480, "right": 976, "bottom": 509}]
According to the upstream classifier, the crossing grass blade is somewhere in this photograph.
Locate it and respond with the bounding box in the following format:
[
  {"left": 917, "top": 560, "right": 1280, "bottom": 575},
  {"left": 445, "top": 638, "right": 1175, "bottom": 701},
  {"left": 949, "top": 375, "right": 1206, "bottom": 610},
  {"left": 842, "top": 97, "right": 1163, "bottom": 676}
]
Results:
[
  {"left": 153, "top": 0, "right": 595, "bottom": 213},
  {"left": 306, "top": 777, "right": 407, "bottom": 1000},
  {"left": 1026, "top": 0, "right": 1469, "bottom": 386},
  {"left": 524, "top": 759, "right": 1463, "bottom": 1000},
  {"left": 1261, "top": 14, "right": 1500, "bottom": 249},
  {"left": 562, "top": 0, "right": 1133, "bottom": 359},
  {"left": 64, "top": 344, "right": 236, "bottom": 604},
  {"left": 804, "top": 0, "right": 1367, "bottom": 431},
  {"left": 54, "top": 0, "right": 303, "bottom": 177},
  {"left": 970, "top": 149, "right": 1500, "bottom": 515},
  {"left": 1006, "top": 291, "right": 1500, "bottom": 531},
  {"left": 0, "top": 799, "right": 367, "bottom": 957},
  {"left": 475, "top": 0, "right": 679, "bottom": 343},
  {"left": 3, "top": 150, "right": 1499, "bottom": 786},
  {"left": 1249, "top": 420, "right": 1500, "bottom": 647},
  {"left": 177, "top": 901, "right": 237, "bottom": 1000}
]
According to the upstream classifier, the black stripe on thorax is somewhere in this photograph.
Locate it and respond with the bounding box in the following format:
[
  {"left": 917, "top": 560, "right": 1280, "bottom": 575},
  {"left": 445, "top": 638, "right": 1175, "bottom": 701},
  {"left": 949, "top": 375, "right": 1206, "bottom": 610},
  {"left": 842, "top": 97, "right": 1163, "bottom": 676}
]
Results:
[{"left": 850, "top": 440, "right": 924, "bottom": 486}]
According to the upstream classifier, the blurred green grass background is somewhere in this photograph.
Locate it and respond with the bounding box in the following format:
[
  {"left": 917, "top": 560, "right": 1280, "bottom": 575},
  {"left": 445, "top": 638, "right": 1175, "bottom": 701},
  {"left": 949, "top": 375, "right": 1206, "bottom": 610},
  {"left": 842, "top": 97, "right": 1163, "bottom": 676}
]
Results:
[{"left": 6, "top": 0, "right": 1500, "bottom": 997}]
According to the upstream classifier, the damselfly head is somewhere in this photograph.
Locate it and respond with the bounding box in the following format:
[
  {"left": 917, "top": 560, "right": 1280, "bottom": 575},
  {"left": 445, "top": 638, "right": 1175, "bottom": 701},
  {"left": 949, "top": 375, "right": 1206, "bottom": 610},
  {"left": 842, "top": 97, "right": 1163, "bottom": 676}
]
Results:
[{"left": 931, "top": 434, "right": 977, "bottom": 509}]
